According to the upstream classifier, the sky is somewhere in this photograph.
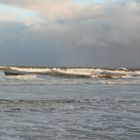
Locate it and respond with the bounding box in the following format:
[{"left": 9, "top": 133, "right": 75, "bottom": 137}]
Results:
[{"left": 0, "top": 0, "right": 140, "bottom": 67}]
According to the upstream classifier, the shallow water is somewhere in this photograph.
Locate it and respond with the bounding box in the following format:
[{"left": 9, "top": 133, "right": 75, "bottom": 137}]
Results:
[{"left": 0, "top": 68, "right": 140, "bottom": 140}]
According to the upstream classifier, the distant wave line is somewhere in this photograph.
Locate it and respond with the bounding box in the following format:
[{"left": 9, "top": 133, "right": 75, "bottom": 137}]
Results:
[{"left": 1, "top": 66, "right": 140, "bottom": 79}]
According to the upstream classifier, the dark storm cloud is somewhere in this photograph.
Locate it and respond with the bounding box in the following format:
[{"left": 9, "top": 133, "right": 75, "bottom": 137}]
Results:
[{"left": 0, "top": 22, "right": 60, "bottom": 66}]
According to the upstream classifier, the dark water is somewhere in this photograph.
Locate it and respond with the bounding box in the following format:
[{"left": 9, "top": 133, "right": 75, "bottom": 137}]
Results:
[{"left": 0, "top": 70, "right": 140, "bottom": 140}]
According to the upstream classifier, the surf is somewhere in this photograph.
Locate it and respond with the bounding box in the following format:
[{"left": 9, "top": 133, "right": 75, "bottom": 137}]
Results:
[{"left": 1, "top": 66, "right": 140, "bottom": 79}]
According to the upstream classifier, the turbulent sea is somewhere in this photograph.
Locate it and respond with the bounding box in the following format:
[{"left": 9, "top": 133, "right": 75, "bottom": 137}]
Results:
[{"left": 0, "top": 66, "right": 140, "bottom": 140}]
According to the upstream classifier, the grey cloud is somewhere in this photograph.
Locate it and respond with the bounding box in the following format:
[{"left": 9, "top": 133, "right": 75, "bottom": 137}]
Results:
[
  {"left": 0, "top": 1, "right": 140, "bottom": 67},
  {"left": 0, "top": 22, "right": 61, "bottom": 66}
]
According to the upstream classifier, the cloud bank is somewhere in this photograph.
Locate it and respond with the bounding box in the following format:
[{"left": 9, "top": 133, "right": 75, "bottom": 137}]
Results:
[{"left": 0, "top": 0, "right": 140, "bottom": 67}]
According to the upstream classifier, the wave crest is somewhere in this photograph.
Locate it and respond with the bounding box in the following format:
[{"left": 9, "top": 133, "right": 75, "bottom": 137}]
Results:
[{"left": 1, "top": 66, "right": 140, "bottom": 79}]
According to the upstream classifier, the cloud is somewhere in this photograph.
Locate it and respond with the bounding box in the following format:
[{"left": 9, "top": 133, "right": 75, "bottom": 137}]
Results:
[
  {"left": 0, "top": 21, "right": 61, "bottom": 66},
  {"left": 0, "top": 3, "right": 45, "bottom": 26},
  {"left": 0, "top": 0, "right": 140, "bottom": 67},
  {"left": 0, "top": 0, "right": 78, "bottom": 19}
]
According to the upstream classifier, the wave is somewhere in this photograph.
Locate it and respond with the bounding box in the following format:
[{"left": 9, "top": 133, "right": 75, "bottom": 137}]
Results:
[
  {"left": 0, "top": 99, "right": 92, "bottom": 111},
  {"left": 0, "top": 98, "right": 139, "bottom": 112},
  {"left": 1, "top": 66, "right": 140, "bottom": 79}
]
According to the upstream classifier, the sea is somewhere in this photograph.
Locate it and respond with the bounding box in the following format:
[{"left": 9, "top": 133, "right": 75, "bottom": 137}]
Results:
[{"left": 0, "top": 66, "right": 140, "bottom": 140}]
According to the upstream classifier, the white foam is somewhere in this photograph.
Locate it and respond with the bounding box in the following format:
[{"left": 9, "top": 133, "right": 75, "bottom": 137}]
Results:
[
  {"left": 52, "top": 68, "right": 95, "bottom": 77},
  {"left": 11, "top": 75, "right": 38, "bottom": 80},
  {"left": 2, "top": 66, "right": 140, "bottom": 80},
  {"left": 10, "top": 67, "right": 51, "bottom": 73}
]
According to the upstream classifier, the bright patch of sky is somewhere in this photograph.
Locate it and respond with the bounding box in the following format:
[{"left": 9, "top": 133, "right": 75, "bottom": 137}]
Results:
[
  {"left": 75, "top": 0, "right": 121, "bottom": 5},
  {"left": 0, "top": 3, "right": 44, "bottom": 25},
  {"left": 75, "top": 0, "right": 106, "bottom": 5}
]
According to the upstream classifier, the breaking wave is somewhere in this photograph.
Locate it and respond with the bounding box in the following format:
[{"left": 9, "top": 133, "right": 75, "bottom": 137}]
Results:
[
  {"left": 1, "top": 66, "right": 140, "bottom": 78},
  {"left": 0, "top": 66, "right": 140, "bottom": 85}
]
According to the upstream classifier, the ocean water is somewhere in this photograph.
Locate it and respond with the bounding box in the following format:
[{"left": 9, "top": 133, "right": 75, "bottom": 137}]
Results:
[{"left": 0, "top": 67, "right": 140, "bottom": 140}]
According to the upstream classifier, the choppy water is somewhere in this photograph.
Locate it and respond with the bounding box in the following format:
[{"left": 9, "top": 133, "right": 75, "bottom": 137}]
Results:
[{"left": 0, "top": 67, "right": 140, "bottom": 140}]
